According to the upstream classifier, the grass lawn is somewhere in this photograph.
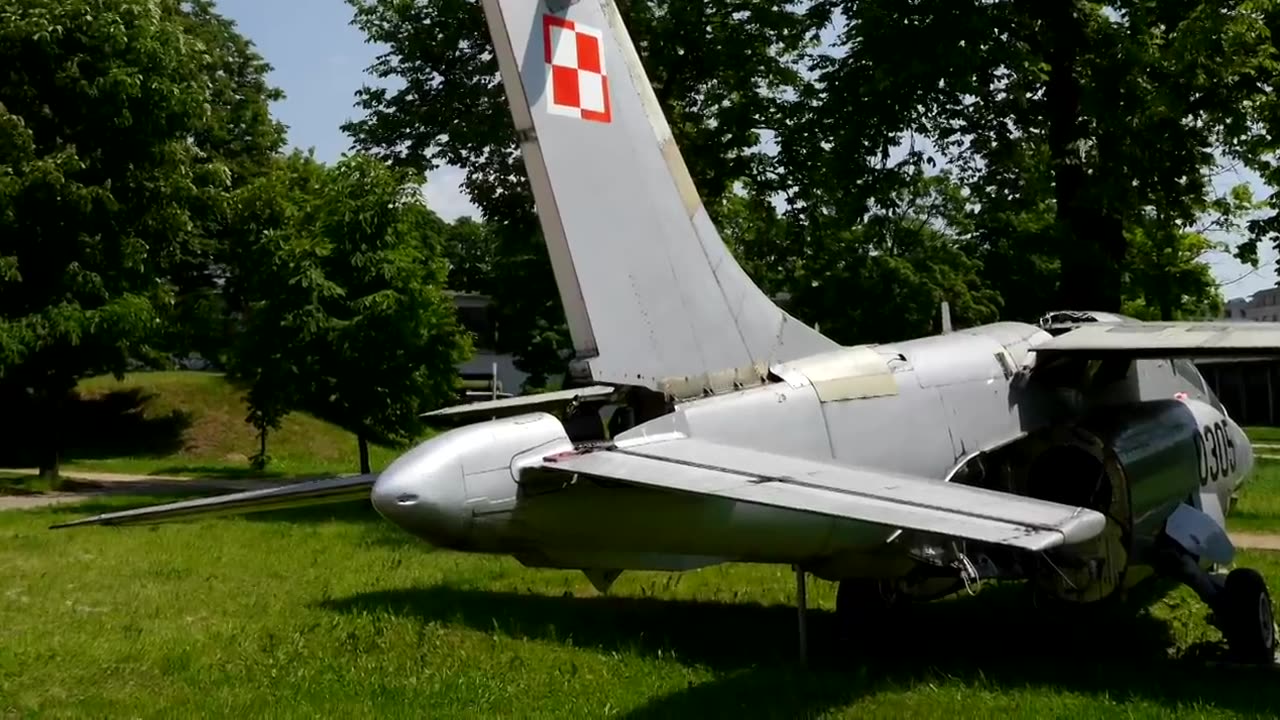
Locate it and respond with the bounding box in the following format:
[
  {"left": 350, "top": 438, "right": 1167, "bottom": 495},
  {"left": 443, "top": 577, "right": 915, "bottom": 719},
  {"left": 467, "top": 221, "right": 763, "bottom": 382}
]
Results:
[
  {"left": 1230, "top": 457, "right": 1280, "bottom": 533},
  {"left": 0, "top": 473, "right": 45, "bottom": 495},
  {"left": 0, "top": 371, "right": 413, "bottom": 479},
  {"left": 2, "top": 496, "right": 1280, "bottom": 719},
  {"left": 1245, "top": 426, "right": 1280, "bottom": 445}
]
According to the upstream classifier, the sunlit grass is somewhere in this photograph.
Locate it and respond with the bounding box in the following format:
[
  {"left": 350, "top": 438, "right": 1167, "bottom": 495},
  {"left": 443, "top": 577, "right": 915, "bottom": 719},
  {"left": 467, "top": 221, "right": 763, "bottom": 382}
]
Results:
[
  {"left": 1245, "top": 426, "right": 1280, "bottom": 445},
  {"left": 4, "top": 497, "right": 1280, "bottom": 719},
  {"left": 1230, "top": 457, "right": 1280, "bottom": 534}
]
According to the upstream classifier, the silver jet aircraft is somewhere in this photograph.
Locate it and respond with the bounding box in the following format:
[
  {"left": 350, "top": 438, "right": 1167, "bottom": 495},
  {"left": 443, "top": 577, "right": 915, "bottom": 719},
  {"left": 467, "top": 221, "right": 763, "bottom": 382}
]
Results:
[{"left": 58, "top": 0, "right": 1279, "bottom": 664}]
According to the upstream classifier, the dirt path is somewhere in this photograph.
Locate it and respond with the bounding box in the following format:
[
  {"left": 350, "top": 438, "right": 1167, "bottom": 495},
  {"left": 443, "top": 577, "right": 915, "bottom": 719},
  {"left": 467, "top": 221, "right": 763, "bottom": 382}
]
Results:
[
  {"left": 0, "top": 469, "right": 287, "bottom": 512},
  {"left": 1229, "top": 533, "right": 1280, "bottom": 551}
]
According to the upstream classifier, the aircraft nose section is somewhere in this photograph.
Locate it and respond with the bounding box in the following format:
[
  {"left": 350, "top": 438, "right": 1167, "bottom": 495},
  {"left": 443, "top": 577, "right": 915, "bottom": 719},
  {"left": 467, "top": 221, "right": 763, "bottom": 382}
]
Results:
[
  {"left": 371, "top": 449, "right": 469, "bottom": 547},
  {"left": 369, "top": 413, "right": 575, "bottom": 549}
]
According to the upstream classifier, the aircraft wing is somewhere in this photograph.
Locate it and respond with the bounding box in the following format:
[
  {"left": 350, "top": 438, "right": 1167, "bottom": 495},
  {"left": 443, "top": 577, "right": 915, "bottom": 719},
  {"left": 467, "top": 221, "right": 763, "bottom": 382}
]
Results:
[
  {"left": 1035, "top": 321, "right": 1280, "bottom": 359},
  {"left": 48, "top": 474, "right": 376, "bottom": 529},
  {"left": 537, "top": 438, "right": 1106, "bottom": 552},
  {"left": 423, "top": 385, "right": 620, "bottom": 424}
]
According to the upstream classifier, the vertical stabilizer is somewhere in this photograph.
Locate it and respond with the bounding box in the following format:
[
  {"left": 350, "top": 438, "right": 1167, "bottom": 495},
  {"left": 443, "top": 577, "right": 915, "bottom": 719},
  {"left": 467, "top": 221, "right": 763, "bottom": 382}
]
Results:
[{"left": 479, "top": 0, "right": 837, "bottom": 398}]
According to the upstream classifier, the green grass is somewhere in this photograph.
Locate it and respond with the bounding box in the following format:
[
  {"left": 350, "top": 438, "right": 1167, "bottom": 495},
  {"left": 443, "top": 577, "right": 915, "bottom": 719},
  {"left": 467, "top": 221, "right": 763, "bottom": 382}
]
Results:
[
  {"left": 1245, "top": 426, "right": 1280, "bottom": 445},
  {"left": 0, "top": 473, "right": 44, "bottom": 496},
  {"left": 6, "top": 371, "right": 411, "bottom": 478},
  {"left": 4, "top": 497, "right": 1280, "bottom": 719},
  {"left": 1230, "top": 457, "right": 1280, "bottom": 533}
]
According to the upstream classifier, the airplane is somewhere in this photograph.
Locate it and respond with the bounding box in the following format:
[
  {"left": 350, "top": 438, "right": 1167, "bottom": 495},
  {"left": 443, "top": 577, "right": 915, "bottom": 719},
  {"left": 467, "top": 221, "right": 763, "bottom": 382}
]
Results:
[{"left": 55, "top": 0, "right": 1280, "bottom": 665}]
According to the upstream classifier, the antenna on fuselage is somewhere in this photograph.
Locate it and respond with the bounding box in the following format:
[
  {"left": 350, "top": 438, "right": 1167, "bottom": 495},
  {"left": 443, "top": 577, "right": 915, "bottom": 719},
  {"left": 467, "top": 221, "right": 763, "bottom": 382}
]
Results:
[{"left": 940, "top": 301, "right": 953, "bottom": 334}]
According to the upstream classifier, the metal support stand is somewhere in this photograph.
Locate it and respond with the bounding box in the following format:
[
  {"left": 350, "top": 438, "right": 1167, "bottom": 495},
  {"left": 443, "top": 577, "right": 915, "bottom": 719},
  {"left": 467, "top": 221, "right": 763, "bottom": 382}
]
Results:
[{"left": 795, "top": 564, "right": 808, "bottom": 666}]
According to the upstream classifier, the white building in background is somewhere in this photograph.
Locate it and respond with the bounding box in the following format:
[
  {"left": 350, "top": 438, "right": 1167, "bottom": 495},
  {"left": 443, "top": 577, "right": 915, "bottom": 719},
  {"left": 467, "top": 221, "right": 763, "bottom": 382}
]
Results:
[
  {"left": 449, "top": 292, "right": 533, "bottom": 398},
  {"left": 1222, "top": 287, "right": 1280, "bottom": 321}
]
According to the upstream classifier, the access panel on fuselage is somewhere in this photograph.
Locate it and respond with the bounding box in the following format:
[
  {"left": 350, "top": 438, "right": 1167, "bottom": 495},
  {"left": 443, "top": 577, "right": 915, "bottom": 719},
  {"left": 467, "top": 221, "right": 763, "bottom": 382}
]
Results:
[
  {"left": 818, "top": 352, "right": 959, "bottom": 479},
  {"left": 901, "top": 332, "right": 1024, "bottom": 461}
]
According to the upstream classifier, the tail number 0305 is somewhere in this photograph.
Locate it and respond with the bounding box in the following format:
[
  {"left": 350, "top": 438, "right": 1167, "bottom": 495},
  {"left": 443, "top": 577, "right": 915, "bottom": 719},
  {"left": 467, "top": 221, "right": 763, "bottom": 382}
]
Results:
[{"left": 1195, "top": 419, "right": 1237, "bottom": 486}]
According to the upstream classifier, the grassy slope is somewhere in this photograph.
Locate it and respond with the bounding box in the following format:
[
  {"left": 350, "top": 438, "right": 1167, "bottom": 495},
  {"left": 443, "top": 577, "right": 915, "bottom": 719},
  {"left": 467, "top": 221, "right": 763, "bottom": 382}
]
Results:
[
  {"left": 4, "top": 498, "right": 1280, "bottom": 719},
  {"left": 51, "top": 372, "right": 406, "bottom": 478}
]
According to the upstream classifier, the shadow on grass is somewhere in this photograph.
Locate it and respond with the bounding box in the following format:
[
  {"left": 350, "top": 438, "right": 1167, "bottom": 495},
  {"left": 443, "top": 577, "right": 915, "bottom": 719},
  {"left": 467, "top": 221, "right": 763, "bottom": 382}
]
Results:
[
  {"left": 0, "top": 388, "right": 192, "bottom": 466},
  {"left": 321, "top": 582, "right": 1280, "bottom": 718}
]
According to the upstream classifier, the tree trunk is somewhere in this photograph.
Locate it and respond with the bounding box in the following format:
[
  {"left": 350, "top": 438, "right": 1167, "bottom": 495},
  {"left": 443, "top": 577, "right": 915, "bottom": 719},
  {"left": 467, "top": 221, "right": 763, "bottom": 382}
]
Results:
[
  {"left": 251, "top": 426, "right": 269, "bottom": 471},
  {"left": 358, "top": 433, "right": 371, "bottom": 475},
  {"left": 1035, "top": 0, "right": 1127, "bottom": 312},
  {"left": 38, "top": 446, "right": 61, "bottom": 492},
  {"left": 36, "top": 385, "right": 64, "bottom": 491}
]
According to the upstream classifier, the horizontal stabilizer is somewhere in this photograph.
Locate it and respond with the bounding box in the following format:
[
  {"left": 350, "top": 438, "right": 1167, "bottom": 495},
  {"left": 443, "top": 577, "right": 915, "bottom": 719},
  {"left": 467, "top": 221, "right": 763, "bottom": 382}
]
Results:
[
  {"left": 538, "top": 439, "right": 1106, "bottom": 552},
  {"left": 1035, "top": 321, "right": 1280, "bottom": 359},
  {"left": 50, "top": 474, "right": 376, "bottom": 529},
  {"left": 423, "top": 386, "right": 620, "bottom": 424}
]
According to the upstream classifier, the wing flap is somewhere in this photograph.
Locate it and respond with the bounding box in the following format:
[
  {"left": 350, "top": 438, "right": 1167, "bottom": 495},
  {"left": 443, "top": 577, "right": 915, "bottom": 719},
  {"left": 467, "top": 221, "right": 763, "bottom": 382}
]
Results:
[
  {"left": 1035, "top": 321, "right": 1280, "bottom": 358},
  {"left": 540, "top": 440, "right": 1106, "bottom": 552},
  {"left": 49, "top": 474, "right": 376, "bottom": 529}
]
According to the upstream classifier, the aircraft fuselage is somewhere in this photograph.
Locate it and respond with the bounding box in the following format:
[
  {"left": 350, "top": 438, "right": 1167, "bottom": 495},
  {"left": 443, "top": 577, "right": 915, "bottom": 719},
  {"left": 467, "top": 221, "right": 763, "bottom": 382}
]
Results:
[{"left": 371, "top": 320, "right": 1252, "bottom": 586}]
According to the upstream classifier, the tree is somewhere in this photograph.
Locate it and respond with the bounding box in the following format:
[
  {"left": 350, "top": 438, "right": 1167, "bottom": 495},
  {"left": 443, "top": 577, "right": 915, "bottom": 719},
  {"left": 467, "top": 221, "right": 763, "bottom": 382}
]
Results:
[
  {"left": 1122, "top": 219, "right": 1226, "bottom": 321},
  {"left": 442, "top": 217, "right": 498, "bottom": 294},
  {"left": 787, "top": 1, "right": 1279, "bottom": 316},
  {"left": 223, "top": 150, "right": 332, "bottom": 468},
  {"left": 725, "top": 169, "right": 1001, "bottom": 344},
  {"left": 344, "top": 0, "right": 823, "bottom": 382},
  {"left": 0, "top": 0, "right": 220, "bottom": 485},
  {"left": 160, "top": 0, "right": 288, "bottom": 369},
  {"left": 300, "top": 154, "right": 470, "bottom": 472},
  {"left": 227, "top": 152, "right": 471, "bottom": 473}
]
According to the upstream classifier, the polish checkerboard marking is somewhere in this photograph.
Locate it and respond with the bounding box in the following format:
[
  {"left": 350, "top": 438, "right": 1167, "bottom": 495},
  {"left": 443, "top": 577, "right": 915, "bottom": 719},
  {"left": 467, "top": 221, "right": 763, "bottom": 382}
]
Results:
[{"left": 543, "top": 14, "right": 612, "bottom": 123}]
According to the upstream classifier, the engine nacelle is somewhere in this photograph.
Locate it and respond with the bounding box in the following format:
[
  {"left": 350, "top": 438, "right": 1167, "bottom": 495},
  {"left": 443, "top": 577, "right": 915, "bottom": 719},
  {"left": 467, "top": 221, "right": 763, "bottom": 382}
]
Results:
[
  {"left": 1018, "top": 397, "right": 1250, "bottom": 602},
  {"left": 371, "top": 412, "right": 574, "bottom": 550}
]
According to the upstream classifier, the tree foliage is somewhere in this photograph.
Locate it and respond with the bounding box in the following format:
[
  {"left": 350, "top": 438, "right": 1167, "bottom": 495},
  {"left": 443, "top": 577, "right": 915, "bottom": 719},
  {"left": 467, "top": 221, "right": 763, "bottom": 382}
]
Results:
[
  {"left": 788, "top": 0, "right": 1279, "bottom": 317},
  {"left": 161, "top": 0, "right": 288, "bottom": 367},
  {"left": 345, "top": 0, "right": 1264, "bottom": 346},
  {"left": 0, "top": 0, "right": 236, "bottom": 480},
  {"left": 226, "top": 152, "right": 471, "bottom": 471}
]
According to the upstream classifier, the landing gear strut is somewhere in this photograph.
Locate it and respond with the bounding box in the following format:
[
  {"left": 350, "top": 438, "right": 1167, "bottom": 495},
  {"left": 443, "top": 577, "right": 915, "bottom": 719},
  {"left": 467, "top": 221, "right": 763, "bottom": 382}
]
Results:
[
  {"left": 795, "top": 565, "right": 808, "bottom": 665},
  {"left": 792, "top": 568, "right": 912, "bottom": 665}
]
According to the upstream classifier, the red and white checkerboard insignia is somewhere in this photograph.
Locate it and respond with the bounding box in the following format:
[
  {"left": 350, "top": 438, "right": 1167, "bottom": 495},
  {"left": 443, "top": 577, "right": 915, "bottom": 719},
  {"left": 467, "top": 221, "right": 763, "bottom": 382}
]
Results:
[{"left": 542, "top": 14, "right": 612, "bottom": 124}]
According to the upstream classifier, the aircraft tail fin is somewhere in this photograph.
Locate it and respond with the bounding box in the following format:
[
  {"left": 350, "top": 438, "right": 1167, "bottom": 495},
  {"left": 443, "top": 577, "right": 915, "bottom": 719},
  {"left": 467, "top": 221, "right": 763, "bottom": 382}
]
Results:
[{"left": 480, "top": 0, "right": 837, "bottom": 398}]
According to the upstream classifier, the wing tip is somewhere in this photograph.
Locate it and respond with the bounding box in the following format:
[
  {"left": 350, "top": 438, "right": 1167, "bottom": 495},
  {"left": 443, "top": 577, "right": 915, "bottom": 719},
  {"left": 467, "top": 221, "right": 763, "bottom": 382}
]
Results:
[
  {"left": 44, "top": 474, "right": 379, "bottom": 531},
  {"left": 1055, "top": 508, "right": 1109, "bottom": 548}
]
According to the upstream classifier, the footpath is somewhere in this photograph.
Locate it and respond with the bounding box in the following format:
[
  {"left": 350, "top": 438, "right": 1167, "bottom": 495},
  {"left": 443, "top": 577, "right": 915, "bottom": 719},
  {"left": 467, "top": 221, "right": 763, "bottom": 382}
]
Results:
[{"left": 0, "top": 469, "right": 285, "bottom": 512}]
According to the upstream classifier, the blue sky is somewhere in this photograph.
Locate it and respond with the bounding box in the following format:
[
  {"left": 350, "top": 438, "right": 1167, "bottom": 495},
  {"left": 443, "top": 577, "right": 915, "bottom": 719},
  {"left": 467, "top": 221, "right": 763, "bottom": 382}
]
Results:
[{"left": 216, "top": 0, "right": 1278, "bottom": 300}]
